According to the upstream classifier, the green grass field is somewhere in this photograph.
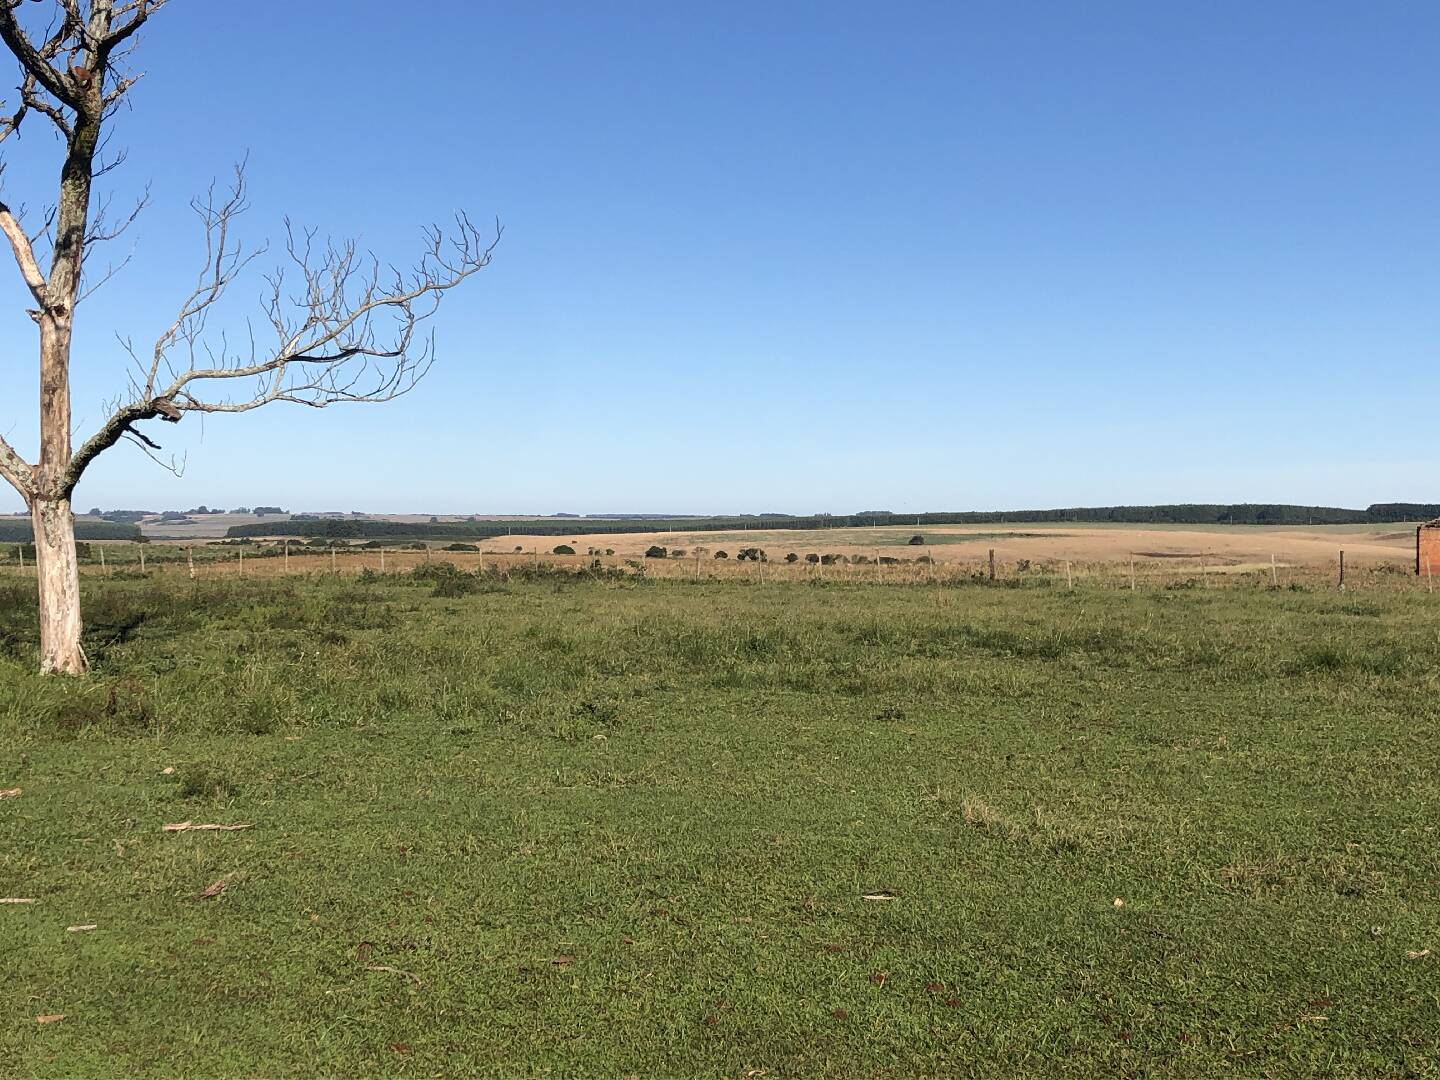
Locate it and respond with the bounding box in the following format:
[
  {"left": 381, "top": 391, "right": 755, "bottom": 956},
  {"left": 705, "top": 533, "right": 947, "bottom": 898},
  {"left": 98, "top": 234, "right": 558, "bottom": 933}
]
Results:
[{"left": 2, "top": 569, "right": 1437, "bottom": 1077}]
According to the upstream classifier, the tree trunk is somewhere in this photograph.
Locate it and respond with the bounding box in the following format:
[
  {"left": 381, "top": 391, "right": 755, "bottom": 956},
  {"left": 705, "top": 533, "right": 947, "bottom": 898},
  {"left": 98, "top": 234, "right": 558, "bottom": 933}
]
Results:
[{"left": 30, "top": 496, "right": 86, "bottom": 675}]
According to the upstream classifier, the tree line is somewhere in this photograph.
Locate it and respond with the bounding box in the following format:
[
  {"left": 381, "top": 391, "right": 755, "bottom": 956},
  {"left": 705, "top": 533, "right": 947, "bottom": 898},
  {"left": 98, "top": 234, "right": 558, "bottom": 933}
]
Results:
[{"left": 222, "top": 503, "right": 1440, "bottom": 542}]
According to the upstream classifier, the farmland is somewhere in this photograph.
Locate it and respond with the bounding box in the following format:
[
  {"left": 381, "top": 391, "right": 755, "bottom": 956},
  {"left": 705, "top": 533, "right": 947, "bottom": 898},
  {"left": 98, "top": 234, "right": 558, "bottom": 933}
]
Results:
[
  {"left": 486, "top": 522, "right": 1417, "bottom": 572},
  {"left": 2, "top": 569, "right": 1437, "bottom": 1076}
]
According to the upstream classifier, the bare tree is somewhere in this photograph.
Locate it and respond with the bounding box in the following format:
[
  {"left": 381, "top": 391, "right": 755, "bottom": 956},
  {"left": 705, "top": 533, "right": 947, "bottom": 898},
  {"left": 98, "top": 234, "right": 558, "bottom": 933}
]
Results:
[{"left": 0, "top": 1, "right": 497, "bottom": 674}]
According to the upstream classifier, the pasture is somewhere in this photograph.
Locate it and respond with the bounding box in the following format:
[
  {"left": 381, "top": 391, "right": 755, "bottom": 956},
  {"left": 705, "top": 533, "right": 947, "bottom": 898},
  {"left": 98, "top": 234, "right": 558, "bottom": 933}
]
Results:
[
  {"left": 1, "top": 568, "right": 1437, "bottom": 1076},
  {"left": 470, "top": 522, "right": 1417, "bottom": 573}
]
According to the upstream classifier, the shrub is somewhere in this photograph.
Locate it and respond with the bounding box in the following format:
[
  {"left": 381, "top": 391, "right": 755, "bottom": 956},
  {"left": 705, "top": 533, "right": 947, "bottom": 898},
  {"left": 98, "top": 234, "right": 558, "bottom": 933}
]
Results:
[
  {"left": 736, "top": 548, "right": 767, "bottom": 562},
  {"left": 714, "top": 550, "right": 729, "bottom": 560},
  {"left": 785, "top": 553, "right": 798, "bottom": 563},
  {"left": 645, "top": 545, "right": 668, "bottom": 559},
  {"left": 805, "top": 553, "right": 819, "bottom": 564},
  {"left": 909, "top": 534, "right": 924, "bottom": 545},
  {"left": 443, "top": 542, "right": 479, "bottom": 552},
  {"left": 670, "top": 549, "right": 687, "bottom": 558},
  {"left": 553, "top": 544, "right": 576, "bottom": 555},
  {"left": 432, "top": 570, "right": 479, "bottom": 598}
]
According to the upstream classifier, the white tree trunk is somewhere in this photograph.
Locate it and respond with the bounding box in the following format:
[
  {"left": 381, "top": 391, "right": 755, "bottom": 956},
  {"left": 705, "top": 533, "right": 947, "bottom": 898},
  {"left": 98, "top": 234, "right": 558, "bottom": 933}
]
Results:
[{"left": 30, "top": 496, "right": 86, "bottom": 675}]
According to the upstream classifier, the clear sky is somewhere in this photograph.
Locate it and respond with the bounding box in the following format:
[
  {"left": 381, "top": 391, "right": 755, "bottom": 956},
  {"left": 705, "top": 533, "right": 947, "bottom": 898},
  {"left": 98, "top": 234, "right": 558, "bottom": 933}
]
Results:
[{"left": 1, "top": 1, "right": 1437, "bottom": 515}]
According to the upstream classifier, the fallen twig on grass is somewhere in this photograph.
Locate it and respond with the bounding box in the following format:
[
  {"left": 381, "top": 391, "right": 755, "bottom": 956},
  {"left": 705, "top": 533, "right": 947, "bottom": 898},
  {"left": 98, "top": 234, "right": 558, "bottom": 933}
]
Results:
[
  {"left": 163, "top": 822, "right": 254, "bottom": 833},
  {"left": 66, "top": 924, "right": 97, "bottom": 932},
  {"left": 0, "top": 787, "right": 21, "bottom": 798},
  {"left": 35, "top": 1014, "right": 63, "bottom": 1024},
  {"left": 860, "top": 892, "right": 898, "bottom": 902},
  {"left": 1, "top": 898, "right": 36, "bottom": 904},
  {"left": 194, "top": 877, "right": 232, "bottom": 901},
  {"left": 365, "top": 964, "right": 422, "bottom": 986}
]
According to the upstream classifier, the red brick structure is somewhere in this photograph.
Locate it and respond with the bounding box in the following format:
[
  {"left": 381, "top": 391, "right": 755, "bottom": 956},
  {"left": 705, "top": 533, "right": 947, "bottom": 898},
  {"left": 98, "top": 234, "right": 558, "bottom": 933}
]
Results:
[{"left": 1418, "top": 521, "right": 1440, "bottom": 576}]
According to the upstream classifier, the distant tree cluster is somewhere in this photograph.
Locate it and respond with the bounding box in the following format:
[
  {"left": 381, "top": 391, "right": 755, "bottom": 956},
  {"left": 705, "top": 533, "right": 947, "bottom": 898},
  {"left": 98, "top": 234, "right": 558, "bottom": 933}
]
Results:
[{"left": 0, "top": 520, "right": 140, "bottom": 542}]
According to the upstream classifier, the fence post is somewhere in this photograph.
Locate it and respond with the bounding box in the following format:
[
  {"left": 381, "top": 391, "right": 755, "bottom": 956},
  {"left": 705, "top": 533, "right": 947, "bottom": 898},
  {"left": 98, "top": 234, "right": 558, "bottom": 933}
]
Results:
[
  {"left": 1271, "top": 552, "right": 1278, "bottom": 587},
  {"left": 1130, "top": 557, "right": 1136, "bottom": 590},
  {"left": 331, "top": 546, "right": 337, "bottom": 574},
  {"left": 187, "top": 547, "right": 195, "bottom": 580},
  {"left": 988, "top": 548, "right": 995, "bottom": 582},
  {"left": 1066, "top": 560, "right": 1073, "bottom": 589},
  {"left": 1338, "top": 550, "right": 1345, "bottom": 591},
  {"left": 284, "top": 539, "right": 290, "bottom": 573},
  {"left": 99, "top": 545, "right": 106, "bottom": 575},
  {"left": 139, "top": 544, "right": 146, "bottom": 574},
  {"left": 238, "top": 546, "right": 244, "bottom": 576},
  {"left": 380, "top": 547, "right": 386, "bottom": 573}
]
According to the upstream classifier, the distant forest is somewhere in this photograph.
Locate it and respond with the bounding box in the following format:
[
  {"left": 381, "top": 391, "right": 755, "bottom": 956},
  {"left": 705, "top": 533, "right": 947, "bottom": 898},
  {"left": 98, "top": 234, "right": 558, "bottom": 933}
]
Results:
[
  {"left": 222, "top": 504, "right": 1440, "bottom": 541},
  {"left": 0, "top": 520, "right": 142, "bottom": 542}
]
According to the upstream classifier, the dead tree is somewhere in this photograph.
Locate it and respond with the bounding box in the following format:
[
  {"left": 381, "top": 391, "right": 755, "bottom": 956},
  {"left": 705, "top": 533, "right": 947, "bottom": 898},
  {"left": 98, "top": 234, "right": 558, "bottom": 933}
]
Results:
[{"left": 0, "top": 1, "right": 497, "bottom": 674}]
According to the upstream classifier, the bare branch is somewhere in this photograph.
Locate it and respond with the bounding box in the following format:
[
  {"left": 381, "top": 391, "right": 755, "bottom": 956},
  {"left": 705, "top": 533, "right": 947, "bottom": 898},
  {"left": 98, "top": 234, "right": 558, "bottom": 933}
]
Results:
[
  {"left": 84, "top": 180, "right": 147, "bottom": 245},
  {"left": 65, "top": 164, "right": 500, "bottom": 493},
  {"left": 102, "top": 0, "right": 167, "bottom": 54},
  {"left": 0, "top": 3, "right": 80, "bottom": 111},
  {"left": 120, "top": 427, "right": 183, "bottom": 477},
  {"left": 0, "top": 430, "right": 33, "bottom": 496},
  {"left": 62, "top": 392, "right": 176, "bottom": 494},
  {"left": 0, "top": 196, "right": 47, "bottom": 302}
]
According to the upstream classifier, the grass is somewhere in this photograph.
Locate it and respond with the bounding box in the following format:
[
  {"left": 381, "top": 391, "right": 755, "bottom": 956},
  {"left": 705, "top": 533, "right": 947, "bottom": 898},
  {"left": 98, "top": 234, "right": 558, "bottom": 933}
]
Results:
[{"left": 1, "top": 571, "right": 1438, "bottom": 1076}]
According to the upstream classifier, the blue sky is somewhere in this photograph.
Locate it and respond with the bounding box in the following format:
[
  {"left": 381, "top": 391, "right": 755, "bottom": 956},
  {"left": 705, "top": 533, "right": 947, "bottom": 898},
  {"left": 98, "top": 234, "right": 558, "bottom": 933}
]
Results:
[{"left": 1, "top": 1, "right": 1437, "bottom": 515}]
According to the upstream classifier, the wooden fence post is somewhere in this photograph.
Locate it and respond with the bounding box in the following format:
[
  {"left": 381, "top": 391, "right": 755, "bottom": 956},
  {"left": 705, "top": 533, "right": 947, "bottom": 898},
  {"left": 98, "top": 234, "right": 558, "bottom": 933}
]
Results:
[
  {"left": 1338, "top": 550, "right": 1345, "bottom": 591},
  {"left": 1129, "top": 557, "right": 1136, "bottom": 590},
  {"left": 238, "top": 547, "right": 244, "bottom": 576},
  {"left": 187, "top": 547, "right": 195, "bottom": 580},
  {"left": 988, "top": 548, "right": 995, "bottom": 582},
  {"left": 1271, "top": 552, "right": 1278, "bottom": 587},
  {"left": 1066, "top": 560, "right": 1073, "bottom": 589},
  {"left": 99, "top": 545, "right": 106, "bottom": 575},
  {"left": 139, "top": 544, "right": 146, "bottom": 574}
]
